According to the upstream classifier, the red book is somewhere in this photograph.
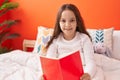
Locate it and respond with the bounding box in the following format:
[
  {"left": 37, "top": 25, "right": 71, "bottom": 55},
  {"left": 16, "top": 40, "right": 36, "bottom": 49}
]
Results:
[{"left": 40, "top": 51, "right": 84, "bottom": 80}]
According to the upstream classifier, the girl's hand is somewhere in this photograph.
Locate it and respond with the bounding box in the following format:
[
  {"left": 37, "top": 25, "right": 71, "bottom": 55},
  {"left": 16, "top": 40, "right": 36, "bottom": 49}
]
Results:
[
  {"left": 80, "top": 73, "right": 91, "bottom": 80},
  {"left": 40, "top": 75, "right": 44, "bottom": 80}
]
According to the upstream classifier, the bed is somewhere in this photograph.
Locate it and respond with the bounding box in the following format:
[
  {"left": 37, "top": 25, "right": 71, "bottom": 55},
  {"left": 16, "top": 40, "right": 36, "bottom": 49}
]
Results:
[
  {"left": 0, "top": 50, "right": 43, "bottom": 80},
  {"left": 0, "top": 26, "right": 120, "bottom": 80}
]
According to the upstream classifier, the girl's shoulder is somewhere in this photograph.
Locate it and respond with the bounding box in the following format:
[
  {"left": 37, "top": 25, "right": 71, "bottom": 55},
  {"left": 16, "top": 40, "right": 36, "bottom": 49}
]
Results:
[
  {"left": 78, "top": 32, "right": 90, "bottom": 39},
  {"left": 52, "top": 33, "right": 62, "bottom": 43},
  {"left": 77, "top": 32, "right": 91, "bottom": 43}
]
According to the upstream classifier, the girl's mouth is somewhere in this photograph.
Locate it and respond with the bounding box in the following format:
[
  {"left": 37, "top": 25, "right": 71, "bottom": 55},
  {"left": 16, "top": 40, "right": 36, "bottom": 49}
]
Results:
[{"left": 65, "top": 28, "right": 72, "bottom": 31}]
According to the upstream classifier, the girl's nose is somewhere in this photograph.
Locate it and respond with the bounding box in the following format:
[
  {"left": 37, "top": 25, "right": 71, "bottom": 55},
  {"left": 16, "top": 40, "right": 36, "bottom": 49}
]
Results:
[{"left": 65, "top": 22, "right": 71, "bottom": 27}]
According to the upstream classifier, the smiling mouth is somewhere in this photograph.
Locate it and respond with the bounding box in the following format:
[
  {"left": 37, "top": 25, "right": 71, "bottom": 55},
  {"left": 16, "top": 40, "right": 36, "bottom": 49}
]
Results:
[{"left": 65, "top": 28, "right": 72, "bottom": 30}]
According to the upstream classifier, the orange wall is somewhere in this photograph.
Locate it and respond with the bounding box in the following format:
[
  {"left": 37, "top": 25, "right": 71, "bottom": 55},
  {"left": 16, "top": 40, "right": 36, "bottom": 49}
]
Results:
[{"left": 9, "top": 0, "right": 120, "bottom": 50}]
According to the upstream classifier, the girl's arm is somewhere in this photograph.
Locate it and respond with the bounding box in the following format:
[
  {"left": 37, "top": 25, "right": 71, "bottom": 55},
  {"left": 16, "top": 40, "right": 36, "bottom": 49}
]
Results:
[
  {"left": 46, "top": 40, "right": 58, "bottom": 58},
  {"left": 82, "top": 35, "right": 97, "bottom": 78}
]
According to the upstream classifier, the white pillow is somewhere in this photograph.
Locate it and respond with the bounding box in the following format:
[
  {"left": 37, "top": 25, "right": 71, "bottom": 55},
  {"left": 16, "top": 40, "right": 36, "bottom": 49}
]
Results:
[
  {"left": 87, "top": 28, "right": 114, "bottom": 52},
  {"left": 33, "top": 26, "right": 53, "bottom": 55},
  {"left": 112, "top": 31, "right": 120, "bottom": 60}
]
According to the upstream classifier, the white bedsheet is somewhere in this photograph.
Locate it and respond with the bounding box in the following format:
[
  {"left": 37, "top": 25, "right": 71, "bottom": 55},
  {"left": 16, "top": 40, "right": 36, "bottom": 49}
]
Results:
[
  {"left": 0, "top": 50, "right": 43, "bottom": 80},
  {"left": 0, "top": 50, "right": 120, "bottom": 80},
  {"left": 94, "top": 54, "right": 120, "bottom": 80}
]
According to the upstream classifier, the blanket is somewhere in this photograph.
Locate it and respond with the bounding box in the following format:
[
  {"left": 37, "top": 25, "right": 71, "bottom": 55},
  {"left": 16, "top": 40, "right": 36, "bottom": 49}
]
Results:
[
  {"left": 0, "top": 50, "right": 43, "bottom": 80},
  {"left": 94, "top": 54, "right": 120, "bottom": 80},
  {"left": 0, "top": 50, "right": 120, "bottom": 80}
]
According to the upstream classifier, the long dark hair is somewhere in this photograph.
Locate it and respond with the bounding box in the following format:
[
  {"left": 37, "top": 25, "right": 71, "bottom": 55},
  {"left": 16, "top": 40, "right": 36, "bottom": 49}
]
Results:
[{"left": 46, "top": 4, "right": 91, "bottom": 49}]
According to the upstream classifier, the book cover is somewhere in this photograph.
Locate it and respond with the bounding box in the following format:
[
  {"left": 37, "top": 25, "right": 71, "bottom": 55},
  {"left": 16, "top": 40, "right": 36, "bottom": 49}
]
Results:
[{"left": 40, "top": 51, "right": 84, "bottom": 80}]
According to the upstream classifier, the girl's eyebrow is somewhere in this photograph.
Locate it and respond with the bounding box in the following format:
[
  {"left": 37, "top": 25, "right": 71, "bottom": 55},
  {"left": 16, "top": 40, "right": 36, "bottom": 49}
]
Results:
[
  {"left": 60, "top": 17, "right": 76, "bottom": 19},
  {"left": 60, "top": 18, "right": 64, "bottom": 19},
  {"left": 70, "top": 17, "right": 76, "bottom": 20}
]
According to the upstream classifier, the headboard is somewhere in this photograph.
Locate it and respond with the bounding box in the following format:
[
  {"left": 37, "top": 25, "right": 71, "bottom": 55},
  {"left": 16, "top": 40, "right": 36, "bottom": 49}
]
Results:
[{"left": 23, "top": 39, "right": 36, "bottom": 51}]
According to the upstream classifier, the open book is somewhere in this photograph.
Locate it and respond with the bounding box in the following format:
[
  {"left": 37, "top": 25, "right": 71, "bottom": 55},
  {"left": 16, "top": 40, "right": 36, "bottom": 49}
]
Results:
[{"left": 40, "top": 51, "right": 84, "bottom": 80}]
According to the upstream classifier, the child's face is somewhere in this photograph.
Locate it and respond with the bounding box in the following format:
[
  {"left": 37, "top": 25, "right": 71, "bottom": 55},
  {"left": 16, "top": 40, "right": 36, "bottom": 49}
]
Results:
[{"left": 59, "top": 9, "right": 77, "bottom": 40}]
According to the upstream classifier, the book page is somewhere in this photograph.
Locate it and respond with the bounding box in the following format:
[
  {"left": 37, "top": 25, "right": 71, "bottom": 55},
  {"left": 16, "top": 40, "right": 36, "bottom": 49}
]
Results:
[{"left": 40, "top": 50, "right": 80, "bottom": 60}]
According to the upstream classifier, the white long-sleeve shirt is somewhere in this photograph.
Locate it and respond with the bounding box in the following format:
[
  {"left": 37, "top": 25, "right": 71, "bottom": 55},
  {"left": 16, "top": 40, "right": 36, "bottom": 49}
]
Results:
[{"left": 46, "top": 32, "right": 97, "bottom": 78}]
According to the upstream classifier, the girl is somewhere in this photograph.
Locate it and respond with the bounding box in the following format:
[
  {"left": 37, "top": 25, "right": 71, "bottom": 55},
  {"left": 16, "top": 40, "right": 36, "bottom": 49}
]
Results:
[{"left": 45, "top": 4, "right": 97, "bottom": 80}]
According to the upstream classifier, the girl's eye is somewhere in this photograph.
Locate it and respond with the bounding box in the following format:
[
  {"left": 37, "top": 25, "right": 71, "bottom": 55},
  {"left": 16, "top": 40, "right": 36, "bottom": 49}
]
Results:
[
  {"left": 61, "top": 19, "right": 66, "bottom": 23},
  {"left": 70, "top": 19, "right": 75, "bottom": 22}
]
